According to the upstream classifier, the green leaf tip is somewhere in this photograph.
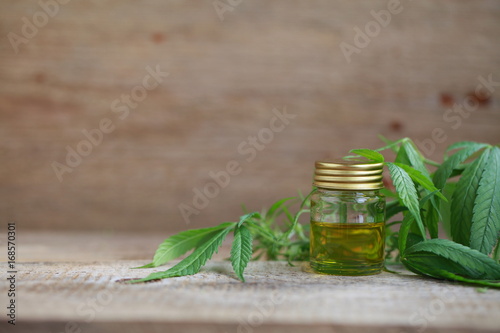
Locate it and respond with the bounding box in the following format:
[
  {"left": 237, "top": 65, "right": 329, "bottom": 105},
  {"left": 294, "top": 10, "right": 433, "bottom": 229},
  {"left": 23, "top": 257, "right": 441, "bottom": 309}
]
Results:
[
  {"left": 386, "top": 162, "right": 426, "bottom": 238},
  {"left": 470, "top": 147, "right": 500, "bottom": 255},
  {"left": 230, "top": 225, "right": 253, "bottom": 282},
  {"left": 238, "top": 212, "right": 261, "bottom": 227},
  {"left": 451, "top": 149, "right": 491, "bottom": 246},
  {"left": 140, "top": 222, "right": 236, "bottom": 269},
  {"left": 134, "top": 225, "right": 234, "bottom": 283},
  {"left": 348, "top": 149, "right": 385, "bottom": 163}
]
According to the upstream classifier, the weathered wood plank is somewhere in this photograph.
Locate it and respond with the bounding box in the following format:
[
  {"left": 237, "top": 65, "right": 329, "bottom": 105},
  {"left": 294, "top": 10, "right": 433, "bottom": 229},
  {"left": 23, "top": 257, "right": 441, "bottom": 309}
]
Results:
[
  {"left": 1, "top": 260, "right": 499, "bottom": 333},
  {"left": 0, "top": 1, "right": 499, "bottom": 231},
  {"left": 1, "top": 231, "right": 499, "bottom": 333}
]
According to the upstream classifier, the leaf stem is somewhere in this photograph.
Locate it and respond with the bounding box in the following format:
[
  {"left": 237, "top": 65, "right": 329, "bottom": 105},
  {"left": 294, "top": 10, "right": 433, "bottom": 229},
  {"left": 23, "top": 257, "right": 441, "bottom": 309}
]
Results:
[{"left": 423, "top": 159, "right": 441, "bottom": 167}]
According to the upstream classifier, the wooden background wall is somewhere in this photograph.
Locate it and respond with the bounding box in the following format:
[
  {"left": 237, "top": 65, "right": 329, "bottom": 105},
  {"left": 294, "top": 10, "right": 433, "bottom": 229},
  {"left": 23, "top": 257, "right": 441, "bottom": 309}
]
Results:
[{"left": 1, "top": 0, "right": 499, "bottom": 232}]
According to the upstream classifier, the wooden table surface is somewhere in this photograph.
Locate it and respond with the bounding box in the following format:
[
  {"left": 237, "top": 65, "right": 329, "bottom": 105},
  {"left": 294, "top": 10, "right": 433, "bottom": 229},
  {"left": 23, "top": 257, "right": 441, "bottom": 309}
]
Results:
[{"left": 1, "top": 231, "right": 500, "bottom": 333}]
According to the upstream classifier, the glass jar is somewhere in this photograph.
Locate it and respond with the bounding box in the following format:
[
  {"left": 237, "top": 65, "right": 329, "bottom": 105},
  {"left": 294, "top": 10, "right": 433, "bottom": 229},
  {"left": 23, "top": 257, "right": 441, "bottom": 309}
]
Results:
[{"left": 310, "top": 161, "right": 386, "bottom": 275}]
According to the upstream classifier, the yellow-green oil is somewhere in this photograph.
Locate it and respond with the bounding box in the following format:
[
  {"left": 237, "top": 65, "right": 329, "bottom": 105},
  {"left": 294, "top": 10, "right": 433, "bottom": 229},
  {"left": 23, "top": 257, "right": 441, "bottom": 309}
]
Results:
[{"left": 310, "top": 221, "right": 385, "bottom": 275}]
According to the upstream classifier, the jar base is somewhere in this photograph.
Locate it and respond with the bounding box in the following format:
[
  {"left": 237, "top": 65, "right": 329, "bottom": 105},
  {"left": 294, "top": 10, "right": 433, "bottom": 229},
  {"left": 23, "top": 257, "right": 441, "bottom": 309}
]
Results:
[{"left": 310, "top": 260, "right": 383, "bottom": 276}]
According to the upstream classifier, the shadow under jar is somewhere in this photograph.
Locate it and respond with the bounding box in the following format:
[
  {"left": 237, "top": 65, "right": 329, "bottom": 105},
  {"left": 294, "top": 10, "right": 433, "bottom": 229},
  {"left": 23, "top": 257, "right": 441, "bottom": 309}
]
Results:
[{"left": 310, "top": 161, "right": 386, "bottom": 276}]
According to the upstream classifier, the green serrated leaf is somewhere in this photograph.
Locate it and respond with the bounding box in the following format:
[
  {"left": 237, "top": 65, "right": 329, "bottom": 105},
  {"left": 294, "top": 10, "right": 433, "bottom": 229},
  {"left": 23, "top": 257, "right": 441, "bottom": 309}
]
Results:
[
  {"left": 386, "top": 204, "right": 407, "bottom": 220},
  {"left": 419, "top": 190, "right": 439, "bottom": 206},
  {"left": 446, "top": 141, "right": 488, "bottom": 154},
  {"left": 451, "top": 149, "right": 491, "bottom": 246},
  {"left": 394, "top": 163, "right": 443, "bottom": 239},
  {"left": 387, "top": 162, "right": 426, "bottom": 238},
  {"left": 230, "top": 225, "right": 253, "bottom": 282},
  {"left": 471, "top": 147, "right": 500, "bottom": 255},
  {"left": 434, "top": 143, "right": 488, "bottom": 189},
  {"left": 426, "top": 200, "right": 440, "bottom": 239},
  {"left": 265, "top": 198, "right": 295, "bottom": 220},
  {"left": 403, "top": 140, "right": 430, "bottom": 178},
  {"left": 238, "top": 212, "right": 261, "bottom": 227},
  {"left": 403, "top": 238, "right": 500, "bottom": 280},
  {"left": 131, "top": 226, "right": 233, "bottom": 282},
  {"left": 406, "top": 232, "right": 425, "bottom": 250},
  {"left": 380, "top": 188, "right": 398, "bottom": 198},
  {"left": 394, "top": 143, "right": 444, "bottom": 238},
  {"left": 349, "top": 149, "right": 385, "bottom": 163},
  {"left": 393, "top": 163, "right": 446, "bottom": 201},
  {"left": 398, "top": 213, "right": 415, "bottom": 254},
  {"left": 136, "top": 222, "right": 236, "bottom": 268},
  {"left": 376, "top": 135, "right": 403, "bottom": 154},
  {"left": 403, "top": 257, "right": 500, "bottom": 288},
  {"left": 282, "top": 208, "right": 310, "bottom": 241},
  {"left": 394, "top": 143, "right": 410, "bottom": 165}
]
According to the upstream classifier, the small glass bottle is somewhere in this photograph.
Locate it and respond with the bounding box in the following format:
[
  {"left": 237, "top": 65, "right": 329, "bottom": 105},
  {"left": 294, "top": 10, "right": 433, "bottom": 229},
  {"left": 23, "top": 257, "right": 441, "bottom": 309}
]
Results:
[{"left": 310, "top": 161, "right": 386, "bottom": 275}]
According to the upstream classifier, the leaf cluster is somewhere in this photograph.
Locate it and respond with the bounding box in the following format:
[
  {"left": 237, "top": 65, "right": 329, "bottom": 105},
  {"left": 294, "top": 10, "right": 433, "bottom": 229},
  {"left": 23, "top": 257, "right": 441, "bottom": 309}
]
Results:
[
  {"left": 130, "top": 196, "right": 310, "bottom": 283},
  {"left": 132, "top": 137, "right": 500, "bottom": 288},
  {"left": 351, "top": 138, "right": 500, "bottom": 288}
]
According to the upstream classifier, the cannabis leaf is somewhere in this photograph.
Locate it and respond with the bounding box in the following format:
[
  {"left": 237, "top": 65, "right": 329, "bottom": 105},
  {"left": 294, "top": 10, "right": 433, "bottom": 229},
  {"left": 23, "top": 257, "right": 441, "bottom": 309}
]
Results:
[
  {"left": 130, "top": 137, "right": 500, "bottom": 289},
  {"left": 451, "top": 149, "right": 491, "bottom": 246},
  {"left": 393, "top": 163, "right": 446, "bottom": 201},
  {"left": 385, "top": 203, "right": 407, "bottom": 220},
  {"left": 402, "top": 140, "right": 430, "bottom": 178},
  {"left": 265, "top": 197, "right": 296, "bottom": 220},
  {"left": 446, "top": 141, "right": 487, "bottom": 154},
  {"left": 394, "top": 143, "right": 411, "bottom": 165},
  {"left": 230, "top": 225, "right": 253, "bottom": 282},
  {"left": 398, "top": 192, "right": 440, "bottom": 253},
  {"left": 238, "top": 212, "right": 261, "bottom": 227},
  {"left": 349, "top": 149, "right": 385, "bottom": 163},
  {"left": 395, "top": 162, "right": 443, "bottom": 238},
  {"left": 433, "top": 143, "right": 488, "bottom": 190},
  {"left": 470, "top": 147, "right": 500, "bottom": 255},
  {"left": 386, "top": 162, "right": 426, "bottom": 238},
  {"left": 401, "top": 140, "right": 447, "bottom": 238},
  {"left": 131, "top": 225, "right": 233, "bottom": 283},
  {"left": 135, "top": 222, "right": 235, "bottom": 268},
  {"left": 402, "top": 238, "right": 500, "bottom": 281},
  {"left": 131, "top": 195, "right": 310, "bottom": 283},
  {"left": 398, "top": 214, "right": 415, "bottom": 253}
]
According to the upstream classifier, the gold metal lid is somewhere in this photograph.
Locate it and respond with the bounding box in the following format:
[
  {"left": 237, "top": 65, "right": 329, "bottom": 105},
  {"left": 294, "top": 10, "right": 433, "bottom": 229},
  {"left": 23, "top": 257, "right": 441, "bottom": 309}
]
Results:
[
  {"left": 314, "top": 168, "right": 383, "bottom": 176},
  {"left": 313, "top": 161, "right": 384, "bottom": 190},
  {"left": 315, "top": 161, "right": 384, "bottom": 170}
]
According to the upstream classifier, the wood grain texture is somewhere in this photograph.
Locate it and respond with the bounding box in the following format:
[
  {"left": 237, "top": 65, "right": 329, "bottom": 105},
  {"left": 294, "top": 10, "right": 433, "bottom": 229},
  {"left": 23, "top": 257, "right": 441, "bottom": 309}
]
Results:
[
  {"left": 2, "top": 231, "right": 499, "bottom": 332},
  {"left": 0, "top": 0, "right": 499, "bottom": 231},
  {"left": 1, "top": 260, "right": 499, "bottom": 332}
]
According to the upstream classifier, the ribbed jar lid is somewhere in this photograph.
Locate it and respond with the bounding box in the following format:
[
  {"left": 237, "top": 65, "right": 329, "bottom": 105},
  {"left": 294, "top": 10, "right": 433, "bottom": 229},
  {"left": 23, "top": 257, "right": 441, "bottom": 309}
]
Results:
[{"left": 313, "top": 161, "right": 384, "bottom": 190}]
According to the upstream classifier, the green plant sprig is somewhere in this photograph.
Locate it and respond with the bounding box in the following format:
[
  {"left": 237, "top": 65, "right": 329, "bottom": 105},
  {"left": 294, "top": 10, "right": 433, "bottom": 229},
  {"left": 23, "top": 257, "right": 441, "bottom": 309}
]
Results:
[
  {"left": 353, "top": 137, "right": 500, "bottom": 288},
  {"left": 130, "top": 137, "right": 500, "bottom": 288},
  {"left": 129, "top": 196, "right": 310, "bottom": 283}
]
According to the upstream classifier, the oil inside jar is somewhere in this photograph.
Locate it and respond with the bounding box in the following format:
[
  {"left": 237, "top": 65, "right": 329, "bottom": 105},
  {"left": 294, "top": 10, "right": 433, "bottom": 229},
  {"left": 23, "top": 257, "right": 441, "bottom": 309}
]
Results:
[{"left": 310, "top": 220, "right": 385, "bottom": 275}]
